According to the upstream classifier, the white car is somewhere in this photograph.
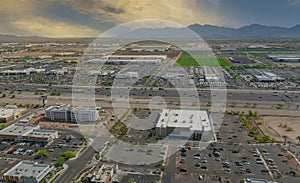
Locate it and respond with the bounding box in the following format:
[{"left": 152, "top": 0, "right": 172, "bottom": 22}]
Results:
[{"left": 198, "top": 175, "right": 203, "bottom": 180}]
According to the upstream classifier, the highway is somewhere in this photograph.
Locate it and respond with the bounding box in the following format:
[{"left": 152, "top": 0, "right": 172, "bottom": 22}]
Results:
[{"left": 1, "top": 83, "right": 300, "bottom": 103}]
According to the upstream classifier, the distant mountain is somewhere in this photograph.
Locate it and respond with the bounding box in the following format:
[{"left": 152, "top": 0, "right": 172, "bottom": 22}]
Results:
[
  {"left": 112, "top": 24, "right": 300, "bottom": 39},
  {"left": 1, "top": 24, "right": 300, "bottom": 40},
  {"left": 188, "top": 24, "right": 300, "bottom": 38},
  {"left": 0, "top": 34, "right": 49, "bottom": 42}
]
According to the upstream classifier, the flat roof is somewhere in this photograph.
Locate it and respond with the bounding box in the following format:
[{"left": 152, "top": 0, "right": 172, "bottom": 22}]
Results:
[
  {"left": 156, "top": 109, "right": 212, "bottom": 131},
  {"left": 0, "top": 124, "right": 58, "bottom": 139},
  {"left": 0, "top": 108, "right": 24, "bottom": 118},
  {"left": 4, "top": 161, "right": 53, "bottom": 179},
  {"left": 109, "top": 55, "right": 167, "bottom": 58},
  {"left": 268, "top": 54, "right": 300, "bottom": 58},
  {"left": 46, "top": 104, "right": 71, "bottom": 111},
  {"left": 0, "top": 109, "right": 14, "bottom": 118},
  {"left": 26, "top": 129, "right": 57, "bottom": 138},
  {"left": 0, "top": 124, "right": 39, "bottom": 136},
  {"left": 46, "top": 104, "right": 98, "bottom": 112},
  {"left": 244, "top": 178, "right": 269, "bottom": 183}
]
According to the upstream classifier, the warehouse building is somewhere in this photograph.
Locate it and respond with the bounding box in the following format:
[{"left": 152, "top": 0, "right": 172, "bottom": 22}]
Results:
[
  {"left": 243, "top": 178, "right": 275, "bottom": 183},
  {"left": 155, "top": 109, "right": 213, "bottom": 141},
  {"left": 45, "top": 104, "right": 100, "bottom": 122},
  {"left": 88, "top": 55, "right": 167, "bottom": 65},
  {"left": 0, "top": 68, "right": 45, "bottom": 76},
  {"left": 0, "top": 106, "right": 28, "bottom": 122},
  {"left": 0, "top": 124, "right": 58, "bottom": 143},
  {"left": 246, "top": 69, "right": 285, "bottom": 82},
  {"left": 3, "top": 161, "right": 53, "bottom": 183},
  {"left": 267, "top": 54, "right": 300, "bottom": 62},
  {"left": 220, "top": 47, "right": 237, "bottom": 54},
  {"left": 128, "top": 45, "right": 172, "bottom": 52},
  {"left": 229, "top": 57, "right": 256, "bottom": 64}
]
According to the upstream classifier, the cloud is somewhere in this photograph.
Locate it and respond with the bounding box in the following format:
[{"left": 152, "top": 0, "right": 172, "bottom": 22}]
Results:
[
  {"left": 0, "top": 0, "right": 224, "bottom": 37},
  {"left": 12, "top": 17, "right": 100, "bottom": 37},
  {"left": 288, "top": 0, "right": 300, "bottom": 5},
  {"left": 0, "top": 0, "right": 100, "bottom": 37},
  {"left": 62, "top": 0, "right": 223, "bottom": 27}
]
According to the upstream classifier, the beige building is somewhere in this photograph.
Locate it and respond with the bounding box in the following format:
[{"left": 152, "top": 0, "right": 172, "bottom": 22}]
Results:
[
  {"left": 0, "top": 124, "right": 58, "bottom": 143},
  {"left": 0, "top": 106, "right": 28, "bottom": 122}
]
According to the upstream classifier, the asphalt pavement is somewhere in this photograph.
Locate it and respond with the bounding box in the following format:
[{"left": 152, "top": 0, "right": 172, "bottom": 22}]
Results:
[{"left": 54, "top": 146, "right": 96, "bottom": 183}]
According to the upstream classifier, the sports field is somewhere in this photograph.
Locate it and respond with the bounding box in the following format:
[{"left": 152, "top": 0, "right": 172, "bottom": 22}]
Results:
[{"left": 176, "top": 52, "right": 230, "bottom": 66}]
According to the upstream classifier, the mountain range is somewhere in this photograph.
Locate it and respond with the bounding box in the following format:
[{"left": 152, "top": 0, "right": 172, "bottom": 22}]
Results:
[
  {"left": 1, "top": 24, "right": 300, "bottom": 39},
  {"left": 109, "top": 23, "right": 300, "bottom": 39},
  {"left": 188, "top": 24, "right": 300, "bottom": 38}
]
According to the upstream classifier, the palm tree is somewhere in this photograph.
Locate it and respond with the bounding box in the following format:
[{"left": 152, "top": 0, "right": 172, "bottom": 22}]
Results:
[
  {"left": 282, "top": 135, "right": 288, "bottom": 145},
  {"left": 288, "top": 141, "right": 292, "bottom": 150},
  {"left": 296, "top": 136, "right": 300, "bottom": 145}
]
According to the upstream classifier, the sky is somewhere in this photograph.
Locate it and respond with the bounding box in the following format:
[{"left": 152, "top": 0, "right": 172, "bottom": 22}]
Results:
[{"left": 0, "top": 0, "right": 299, "bottom": 37}]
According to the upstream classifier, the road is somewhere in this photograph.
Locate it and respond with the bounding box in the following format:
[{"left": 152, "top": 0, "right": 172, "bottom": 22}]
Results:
[
  {"left": 54, "top": 146, "right": 96, "bottom": 183},
  {"left": 2, "top": 86, "right": 300, "bottom": 105},
  {"left": 162, "top": 148, "right": 177, "bottom": 183}
]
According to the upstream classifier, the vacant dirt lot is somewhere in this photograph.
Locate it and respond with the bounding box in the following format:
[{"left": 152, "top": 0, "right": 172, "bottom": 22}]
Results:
[
  {"left": 276, "top": 62, "right": 300, "bottom": 67},
  {"left": 261, "top": 116, "right": 300, "bottom": 143}
]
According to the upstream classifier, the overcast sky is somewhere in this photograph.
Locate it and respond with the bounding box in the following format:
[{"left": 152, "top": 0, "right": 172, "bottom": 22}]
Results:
[{"left": 0, "top": 0, "right": 299, "bottom": 37}]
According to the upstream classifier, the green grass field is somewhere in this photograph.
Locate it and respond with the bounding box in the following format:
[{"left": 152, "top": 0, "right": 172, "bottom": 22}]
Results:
[{"left": 176, "top": 52, "right": 230, "bottom": 66}]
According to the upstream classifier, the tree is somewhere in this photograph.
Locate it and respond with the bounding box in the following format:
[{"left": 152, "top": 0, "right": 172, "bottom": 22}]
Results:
[
  {"left": 277, "top": 103, "right": 284, "bottom": 109},
  {"left": 63, "top": 151, "right": 75, "bottom": 159},
  {"left": 248, "top": 110, "right": 254, "bottom": 117},
  {"left": 56, "top": 157, "right": 65, "bottom": 167},
  {"left": 297, "top": 136, "right": 300, "bottom": 145},
  {"left": 160, "top": 165, "right": 166, "bottom": 172},
  {"left": 287, "top": 141, "right": 292, "bottom": 150},
  {"left": 128, "top": 178, "right": 135, "bottom": 183},
  {"left": 282, "top": 135, "right": 288, "bottom": 145},
  {"left": 0, "top": 123, "right": 6, "bottom": 130},
  {"left": 38, "top": 149, "right": 50, "bottom": 157}
]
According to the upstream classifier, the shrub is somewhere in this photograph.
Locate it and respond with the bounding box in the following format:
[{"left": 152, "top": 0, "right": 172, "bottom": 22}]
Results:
[{"left": 286, "top": 127, "right": 293, "bottom": 132}]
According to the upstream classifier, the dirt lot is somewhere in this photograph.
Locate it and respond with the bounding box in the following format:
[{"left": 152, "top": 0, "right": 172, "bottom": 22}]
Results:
[
  {"left": 261, "top": 116, "right": 300, "bottom": 143},
  {"left": 276, "top": 62, "right": 300, "bottom": 67}
]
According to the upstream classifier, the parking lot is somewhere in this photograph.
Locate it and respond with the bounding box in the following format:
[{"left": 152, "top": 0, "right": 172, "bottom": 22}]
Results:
[
  {"left": 120, "top": 173, "right": 160, "bottom": 183},
  {"left": 171, "top": 114, "right": 299, "bottom": 182},
  {"left": 0, "top": 129, "right": 85, "bottom": 166}
]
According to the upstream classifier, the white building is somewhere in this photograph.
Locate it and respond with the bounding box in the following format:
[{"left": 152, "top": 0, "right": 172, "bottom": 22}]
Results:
[
  {"left": 0, "top": 68, "right": 45, "bottom": 76},
  {"left": 88, "top": 55, "right": 167, "bottom": 65},
  {"left": 3, "top": 161, "right": 54, "bottom": 183},
  {"left": 45, "top": 104, "right": 100, "bottom": 122},
  {"left": 0, "top": 124, "right": 58, "bottom": 143},
  {"left": 267, "top": 54, "right": 300, "bottom": 62},
  {"left": 155, "top": 109, "right": 213, "bottom": 141},
  {"left": 249, "top": 69, "right": 285, "bottom": 82},
  {"left": 243, "top": 178, "right": 275, "bottom": 183}
]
